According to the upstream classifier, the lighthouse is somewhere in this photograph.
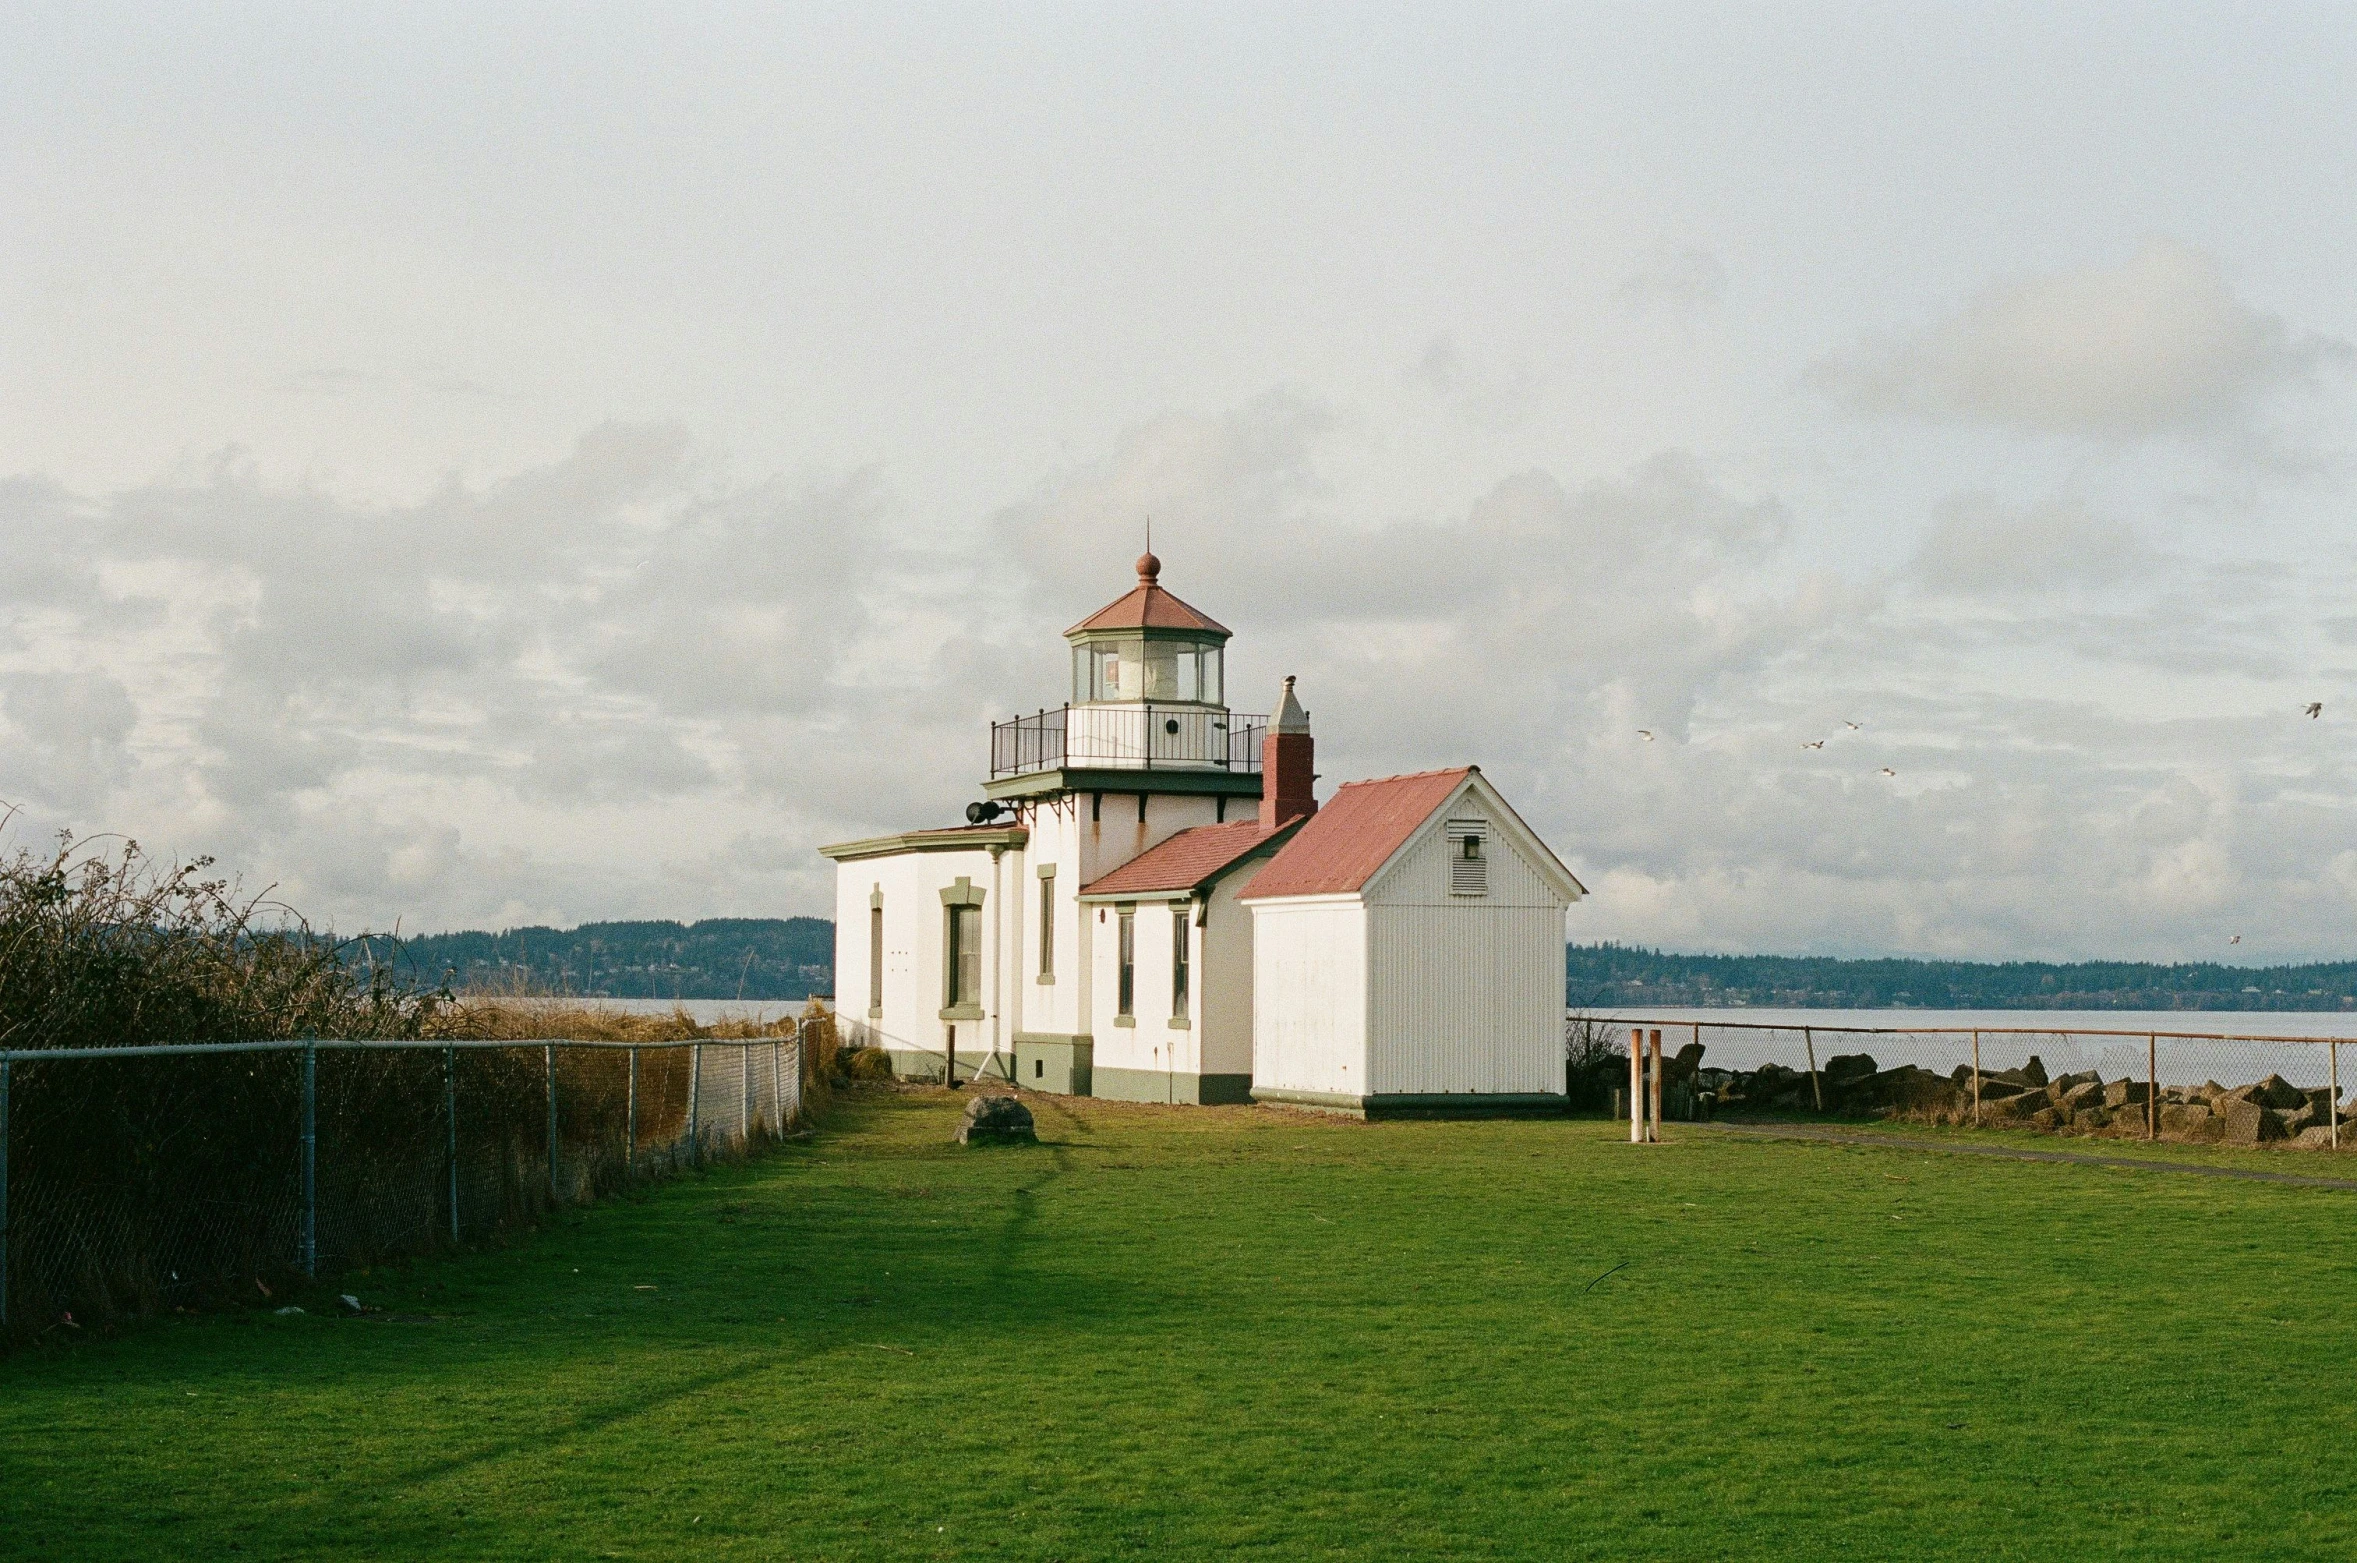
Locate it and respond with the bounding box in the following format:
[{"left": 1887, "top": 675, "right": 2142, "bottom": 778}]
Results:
[{"left": 820, "top": 554, "right": 1585, "bottom": 1114}]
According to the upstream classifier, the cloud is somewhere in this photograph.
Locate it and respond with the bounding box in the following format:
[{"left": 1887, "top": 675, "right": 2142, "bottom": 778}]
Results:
[
  {"left": 1615, "top": 248, "right": 1729, "bottom": 317},
  {"left": 1811, "top": 239, "right": 2349, "bottom": 438},
  {"left": 6, "top": 396, "right": 2357, "bottom": 961},
  {"left": 1908, "top": 493, "right": 2153, "bottom": 596}
]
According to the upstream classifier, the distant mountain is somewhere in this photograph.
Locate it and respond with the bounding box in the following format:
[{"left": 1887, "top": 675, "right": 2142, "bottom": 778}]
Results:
[
  {"left": 1568, "top": 943, "right": 2357, "bottom": 1012},
  {"left": 355, "top": 918, "right": 834, "bottom": 1001}
]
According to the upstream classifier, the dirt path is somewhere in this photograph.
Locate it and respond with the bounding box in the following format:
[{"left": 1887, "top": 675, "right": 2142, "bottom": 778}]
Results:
[{"left": 1693, "top": 1119, "right": 2357, "bottom": 1191}]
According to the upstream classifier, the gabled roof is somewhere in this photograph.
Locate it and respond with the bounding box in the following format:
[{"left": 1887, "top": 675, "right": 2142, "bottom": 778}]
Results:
[
  {"left": 1065, "top": 553, "right": 1231, "bottom": 638},
  {"left": 1238, "top": 769, "right": 1474, "bottom": 900},
  {"left": 1078, "top": 818, "right": 1299, "bottom": 899}
]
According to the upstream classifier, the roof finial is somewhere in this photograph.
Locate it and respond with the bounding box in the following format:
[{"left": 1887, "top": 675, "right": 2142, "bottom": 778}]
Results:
[{"left": 1136, "top": 515, "right": 1161, "bottom": 585}]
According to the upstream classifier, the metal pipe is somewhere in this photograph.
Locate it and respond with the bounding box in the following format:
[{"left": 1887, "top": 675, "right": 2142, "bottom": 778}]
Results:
[
  {"left": 2147, "top": 1035, "right": 2158, "bottom": 1141},
  {"left": 689, "top": 1043, "right": 703, "bottom": 1166},
  {"left": 627, "top": 1047, "right": 639, "bottom": 1176},
  {"left": 300, "top": 1043, "right": 317, "bottom": 1278},
  {"left": 1804, "top": 1027, "right": 1822, "bottom": 1112},
  {"left": 1, "top": 1054, "right": 10, "bottom": 1330},
  {"left": 2333, "top": 1042, "right": 2341, "bottom": 1152},
  {"left": 545, "top": 1043, "right": 559, "bottom": 1205},
  {"left": 445, "top": 1044, "right": 459, "bottom": 1242},
  {"left": 742, "top": 1038, "right": 753, "bottom": 1148},
  {"left": 1971, "top": 1030, "right": 1981, "bottom": 1128}
]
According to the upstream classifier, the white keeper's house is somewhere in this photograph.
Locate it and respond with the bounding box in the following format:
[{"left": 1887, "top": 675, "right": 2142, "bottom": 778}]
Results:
[{"left": 819, "top": 553, "right": 1586, "bottom": 1116}]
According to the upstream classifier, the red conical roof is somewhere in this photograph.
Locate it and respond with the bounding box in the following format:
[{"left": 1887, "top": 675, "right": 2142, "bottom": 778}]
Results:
[{"left": 1065, "top": 553, "right": 1231, "bottom": 637}]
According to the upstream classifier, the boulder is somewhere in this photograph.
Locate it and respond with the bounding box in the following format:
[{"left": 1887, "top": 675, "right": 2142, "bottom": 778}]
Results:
[
  {"left": 1669, "top": 1042, "right": 1706, "bottom": 1083},
  {"left": 2293, "top": 1126, "right": 2340, "bottom": 1151},
  {"left": 2281, "top": 1104, "right": 2318, "bottom": 1137},
  {"left": 2058, "top": 1081, "right": 2106, "bottom": 1111},
  {"left": 2250, "top": 1075, "right": 2307, "bottom": 1112},
  {"left": 2303, "top": 1087, "right": 2335, "bottom": 1118},
  {"left": 2029, "top": 1106, "right": 2070, "bottom": 1130},
  {"left": 2102, "top": 1079, "right": 2152, "bottom": 1108},
  {"left": 1823, "top": 1053, "right": 1877, "bottom": 1084},
  {"left": 954, "top": 1093, "right": 1038, "bottom": 1146},
  {"left": 2053, "top": 1070, "right": 2102, "bottom": 1094},
  {"left": 2217, "top": 1099, "right": 2288, "bottom": 1145},
  {"left": 2076, "top": 1106, "right": 2112, "bottom": 1131},
  {"left": 2160, "top": 1102, "right": 2218, "bottom": 1140}
]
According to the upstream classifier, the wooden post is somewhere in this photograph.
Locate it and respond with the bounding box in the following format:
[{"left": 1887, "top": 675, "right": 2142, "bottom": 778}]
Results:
[
  {"left": 1971, "top": 1030, "right": 1982, "bottom": 1128},
  {"left": 1804, "top": 1027, "right": 1822, "bottom": 1112},
  {"left": 2146, "top": 1034, "right": 2158, "bottom": 1142},
  {"left": 1648, "top": 1029, "right": 1664, "bottom": 1143},
  {"left": 1629, "top": 1027, "right": 1644, "bottom": 1144}
]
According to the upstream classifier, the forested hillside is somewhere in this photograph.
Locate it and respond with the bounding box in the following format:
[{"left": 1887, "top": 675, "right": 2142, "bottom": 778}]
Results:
[
  {"left": 1568, "top": 943, "right": 2357, "bottom": 1011},
  {"left": 357, "top": 918, "right": 834, "bottom": 1001}
]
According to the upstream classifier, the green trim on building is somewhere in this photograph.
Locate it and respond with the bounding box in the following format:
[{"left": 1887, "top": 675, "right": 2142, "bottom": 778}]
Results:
[
  {"left": 1248, "top": 1087, "right": 1570, "bottom": 1120},
  {"left": 1012, "top": 1033, "right": 1093, "bottom": 1096},
  {"left": 1093, "top": 1067, "right": 1253, "bottom": 1106},
  {"left": 983, "top": 767, "right": 1264, "bottom": 802}
]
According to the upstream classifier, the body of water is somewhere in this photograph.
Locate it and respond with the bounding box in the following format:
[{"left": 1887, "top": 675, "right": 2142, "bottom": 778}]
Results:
[{"left": 1590, "top": 1007, "right": 2357, "bottom": 1090}]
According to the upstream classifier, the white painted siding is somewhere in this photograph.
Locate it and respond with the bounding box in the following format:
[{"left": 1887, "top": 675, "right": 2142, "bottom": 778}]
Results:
[
  {"left": 1013, "top": 789, "right": 1231, "bottom": 1043},
  {"left": 1250, "top": 899, "right": 1368, "bottom": 1097},
  {"left": 1087, "top": 895, "right": 1192, "bottom": 1086},
  {"left": 833, "top": 846, "right": 1004, "bottom": 1061},
  {"left": 1197, "top": 862, "right": 1262, "bottom": 1078},
  {"left": 1363, "top": 788, "right": 1567, "bottom": 1096}
]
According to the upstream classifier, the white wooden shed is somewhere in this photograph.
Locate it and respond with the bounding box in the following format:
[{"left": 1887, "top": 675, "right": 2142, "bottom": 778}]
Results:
[{"left": 1240, "top": 766, "right": 1585, "bottom": 1116}]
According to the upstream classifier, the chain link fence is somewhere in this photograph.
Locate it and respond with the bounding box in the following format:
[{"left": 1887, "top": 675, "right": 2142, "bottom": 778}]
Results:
[
  {"left": 0, "top": 1034, "right": 808, "bottom": 1340},
  {"left": 1597, "top": 1017, "right": 2357, "bottom": 1148}
]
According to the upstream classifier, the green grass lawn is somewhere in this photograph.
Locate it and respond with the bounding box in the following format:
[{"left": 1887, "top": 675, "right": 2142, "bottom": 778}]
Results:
[{"left": 8, "top": 1087, "right": 2357, "bottom": 1561}]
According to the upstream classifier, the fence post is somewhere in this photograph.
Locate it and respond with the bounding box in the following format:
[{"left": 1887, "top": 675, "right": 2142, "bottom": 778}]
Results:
[
  {"left": 2147, "top": 1034, "right": 2158, "bottom": 1142},
  {"left": 1971, "top": 1030, "right": 1982, "bottom": 1128},
  {"left": 627, "top": 1047, "right": 639, "bottom": 1178},
  {"left": 690, "top": 1043, "right": 703, "bottom": 1166},
  {"left": 1, "top": 1052, "right": 10, "bottom": 1331},
  {"left": 545, "top": 1043, "right": 559, "bottom": 1205},
  {"left": 300, "top": 1042, "right": 317, "bottom": 1278},
  {"left": 771, "top": 1038, "right": 783, "bottom": 1133},
  {"left": 1804, "top": 1027, "right": 1822, "bottom": 1112},
  {"left": 2332, "top": 1042, "right": 2340, "bottom": 1151},
  {"left": 743, "top": 1040, "right": 754, "bottom": 1148},
  {"left": 1648, "top": 1029, "right": 1663, "bottom": 1142},
  {"left": 1628, "top": 1028, "right": 1643, "bottom": 1144},
  {"left": 445, "top": 1044, "right": 459, "bottom": 1242}
]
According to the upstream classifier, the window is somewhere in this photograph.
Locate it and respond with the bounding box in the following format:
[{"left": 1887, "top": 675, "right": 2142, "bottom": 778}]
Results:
[
  {"left": 1116, "top": 909, "right": 1136, "bottom": 1017},
  {"left": 946, "top": 904, "right": 982, "bottom": 1008},
  {"left": 1037, "top": 870, "right": 1056, "bottom": 978},
  {"left": 868, "top": 899, "right": 884, "bottom": 1013},
  {"left": 1448, "top": 820, "right": 1488, "bottom": 896},
  {"left": 1171, "top": 906, "right": 1190, "bottom": 1021}
]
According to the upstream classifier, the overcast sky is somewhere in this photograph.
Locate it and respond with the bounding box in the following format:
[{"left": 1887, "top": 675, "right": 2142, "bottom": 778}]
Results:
[{"left": 6, "top": 5, "right": 2357, "bottom": 960}]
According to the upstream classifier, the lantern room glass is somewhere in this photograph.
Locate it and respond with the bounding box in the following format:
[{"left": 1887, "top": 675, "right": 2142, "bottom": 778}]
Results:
[{"left": 1072, "top": 639, "right": 1222, "bottom": 705}]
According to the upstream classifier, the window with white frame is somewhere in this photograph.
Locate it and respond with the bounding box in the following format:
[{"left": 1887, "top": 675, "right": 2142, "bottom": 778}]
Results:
[{"left": 1447, "top": 820, "right": 1488, "bottom": 896}]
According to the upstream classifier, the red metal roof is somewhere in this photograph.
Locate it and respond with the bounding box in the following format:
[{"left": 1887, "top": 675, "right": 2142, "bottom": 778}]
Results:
[
  {"left": 1238, "top": 768, "right": 1474, "bottom": 900},
  {"left": 1079, "top": 819, "right": 1293, "bottom": 897},
  {"left": 1065, "top": 556, "right": 1231, "bottom": 638}
]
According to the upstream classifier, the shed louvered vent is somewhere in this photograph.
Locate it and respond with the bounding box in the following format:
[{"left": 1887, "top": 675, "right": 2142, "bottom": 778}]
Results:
[{"left": 1447, "top": 819, "right": 1488, "bottom": 896}]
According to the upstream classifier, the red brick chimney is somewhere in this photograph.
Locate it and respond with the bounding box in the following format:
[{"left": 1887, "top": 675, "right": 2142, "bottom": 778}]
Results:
[{"left": 1259, "top": 676, "right": 1317, "bottom": 828}]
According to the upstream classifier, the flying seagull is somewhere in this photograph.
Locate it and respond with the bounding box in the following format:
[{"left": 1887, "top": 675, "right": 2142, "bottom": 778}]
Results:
[
  {"left": 1637, "top": 729, "right": 1655, "bottom": 741},
  {"left": 1878, "top": 767, "right": 1896, "bottom": 778},
  {"left": 2306, "top": 703, "right": 2324, "bottom": 718},
  {"left": 1843, "top": 720, "right": 1862, "bottom": 731},
  {"left": 1801, "top": 740, "right": 1825, "bottom": 750},
  {"left": 2229, "top": 933, "right": 2242, "bottom": 945}
]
